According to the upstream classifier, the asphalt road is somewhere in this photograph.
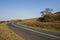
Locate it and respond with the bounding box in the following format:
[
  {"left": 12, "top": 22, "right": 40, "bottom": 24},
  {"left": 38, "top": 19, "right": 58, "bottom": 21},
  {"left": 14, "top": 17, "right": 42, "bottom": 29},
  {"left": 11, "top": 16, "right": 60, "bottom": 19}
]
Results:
[{"left": 7, "top": 23, "right": 60, "bottom": 40}]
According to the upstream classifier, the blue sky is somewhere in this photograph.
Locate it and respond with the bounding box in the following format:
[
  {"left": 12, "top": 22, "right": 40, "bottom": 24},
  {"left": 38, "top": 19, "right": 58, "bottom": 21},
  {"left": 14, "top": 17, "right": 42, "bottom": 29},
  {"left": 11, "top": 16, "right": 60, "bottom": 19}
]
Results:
[{"left": 0, "top": 0, "right": 60, "bottom": 21}]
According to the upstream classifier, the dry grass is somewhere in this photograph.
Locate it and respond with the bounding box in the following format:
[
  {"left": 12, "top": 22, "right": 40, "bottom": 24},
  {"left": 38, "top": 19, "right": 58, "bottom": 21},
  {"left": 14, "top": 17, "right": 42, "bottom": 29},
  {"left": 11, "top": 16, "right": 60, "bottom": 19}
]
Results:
[
  {"left": 17, "top": 19, "right": 60, "bottom": 33},
  {"left": 0, "top": 23, "right": 24, "bottom": 40}
]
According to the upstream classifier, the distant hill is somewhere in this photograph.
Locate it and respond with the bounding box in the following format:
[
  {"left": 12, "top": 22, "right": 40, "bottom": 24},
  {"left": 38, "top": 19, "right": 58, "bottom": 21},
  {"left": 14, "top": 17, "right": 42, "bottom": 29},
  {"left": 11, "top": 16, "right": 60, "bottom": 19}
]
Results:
[
  {"left": 22, "top": 18, "right": 38, "bottom": 22},
  {"left": 0, "top": 12, "right": 60, "bottom": 23},
  {"left": 53, "top": 12, "right": 60, "bottom": 16}
]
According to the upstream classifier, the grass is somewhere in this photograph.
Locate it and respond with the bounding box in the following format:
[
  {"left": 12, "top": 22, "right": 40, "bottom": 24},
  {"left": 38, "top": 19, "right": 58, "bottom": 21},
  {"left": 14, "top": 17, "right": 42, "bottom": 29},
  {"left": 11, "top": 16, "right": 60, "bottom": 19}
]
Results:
[
  {"left": 17, "top": 21, "right": 60, "bottom": 33},
  {"left": 0, "top": 22, "right": 24, "bottom": 40}
]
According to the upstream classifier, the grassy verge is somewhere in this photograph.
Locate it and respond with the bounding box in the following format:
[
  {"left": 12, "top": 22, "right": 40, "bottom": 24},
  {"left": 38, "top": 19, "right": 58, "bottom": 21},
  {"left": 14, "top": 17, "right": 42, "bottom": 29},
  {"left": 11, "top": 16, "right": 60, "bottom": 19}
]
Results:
[
  {"left": 17, "top": 22, "right": 60, "bottom": 33},
  {"left": 0, "top": 23, "right": 24, "bottom": 40}
]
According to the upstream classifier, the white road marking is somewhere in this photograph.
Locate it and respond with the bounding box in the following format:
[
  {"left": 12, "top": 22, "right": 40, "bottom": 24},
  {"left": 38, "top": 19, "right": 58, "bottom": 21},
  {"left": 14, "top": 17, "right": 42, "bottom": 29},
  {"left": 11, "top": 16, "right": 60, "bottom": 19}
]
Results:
[
  {"left": 12, "top": 23, "right": 60, "bottom": 39},
  {"left": 23, "top": 27, "right": 60, "bottom": 39}
]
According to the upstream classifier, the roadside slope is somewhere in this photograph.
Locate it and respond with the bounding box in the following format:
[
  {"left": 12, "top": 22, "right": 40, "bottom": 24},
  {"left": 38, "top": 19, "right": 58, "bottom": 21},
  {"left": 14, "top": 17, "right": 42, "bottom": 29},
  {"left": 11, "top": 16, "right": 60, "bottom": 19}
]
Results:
[
  {"left": 0, "top": 23, "right": 24, "bottom": 40},
  {"left": 17, "top": 18, "right": 60, "bottom": 33}
]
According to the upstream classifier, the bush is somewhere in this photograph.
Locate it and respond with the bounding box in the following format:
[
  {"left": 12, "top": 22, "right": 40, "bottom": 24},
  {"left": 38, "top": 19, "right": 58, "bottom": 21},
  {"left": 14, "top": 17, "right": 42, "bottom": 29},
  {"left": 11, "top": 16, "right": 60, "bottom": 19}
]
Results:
[
  {"left": 38, "top": 14, "right": 60, "bottom": 22},
  {"left": 38, "top": 17, "right": 45, "bottom": 22},
  {"left": 38, "top": 15, "right": 54, "bottom": 22}
]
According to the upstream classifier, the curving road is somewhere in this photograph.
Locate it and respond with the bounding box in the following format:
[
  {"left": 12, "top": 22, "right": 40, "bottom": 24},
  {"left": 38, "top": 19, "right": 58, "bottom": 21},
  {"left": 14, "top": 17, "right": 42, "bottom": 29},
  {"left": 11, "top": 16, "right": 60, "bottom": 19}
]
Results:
[{"left": 7, "top": 23, "right": 60, "bottom": 40}]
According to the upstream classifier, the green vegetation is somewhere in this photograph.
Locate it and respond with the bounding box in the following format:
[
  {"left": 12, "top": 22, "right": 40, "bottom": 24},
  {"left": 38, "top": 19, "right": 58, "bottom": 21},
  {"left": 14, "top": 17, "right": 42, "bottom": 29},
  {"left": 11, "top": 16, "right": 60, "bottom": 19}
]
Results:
[
  {"left": 38, "top": 12, "right": 60, "bottom": 22},
  {"left": 0, "top": 22, "right": 24, "bottom": 40}
]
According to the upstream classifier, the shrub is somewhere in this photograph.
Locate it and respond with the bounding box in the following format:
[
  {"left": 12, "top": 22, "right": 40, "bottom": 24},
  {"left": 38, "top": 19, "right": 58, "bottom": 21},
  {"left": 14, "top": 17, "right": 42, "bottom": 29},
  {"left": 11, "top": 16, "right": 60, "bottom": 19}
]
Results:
[{"left": 38, "top": 13, "right": 60, "bottom": 22}]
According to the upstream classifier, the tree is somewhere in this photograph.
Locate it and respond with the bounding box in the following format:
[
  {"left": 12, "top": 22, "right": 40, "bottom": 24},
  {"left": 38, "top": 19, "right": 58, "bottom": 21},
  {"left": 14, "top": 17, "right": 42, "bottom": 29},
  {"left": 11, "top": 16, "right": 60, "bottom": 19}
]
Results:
[
  {"left": 38, "top": 8, "right": 53, "bottom": 22},
  {"left": 45, "top": 8, "right": 53, "bottom": 14},
  {"left": 40, "top": 11, "right": 45, "bottom": 16},
  {"left": 40, "top": 8, "right": 53, "bottom": 16}
]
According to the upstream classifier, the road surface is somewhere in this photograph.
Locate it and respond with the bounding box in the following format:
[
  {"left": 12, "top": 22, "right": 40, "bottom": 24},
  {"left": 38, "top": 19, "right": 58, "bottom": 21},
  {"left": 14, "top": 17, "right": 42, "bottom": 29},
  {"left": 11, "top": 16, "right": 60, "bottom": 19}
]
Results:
[{"left": 7, "top": 23, "right": 60, "bottom": 40}]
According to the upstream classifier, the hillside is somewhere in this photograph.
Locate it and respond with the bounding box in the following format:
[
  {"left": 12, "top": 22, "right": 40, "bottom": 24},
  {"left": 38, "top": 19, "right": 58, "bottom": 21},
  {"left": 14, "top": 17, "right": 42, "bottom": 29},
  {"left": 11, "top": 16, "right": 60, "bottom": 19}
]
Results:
[
  {"left": 17, "top": 12, "right": 60, "bottom": 33},
  {"left": 54, "top": 12, "right": 60, "bottom": 16}
]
